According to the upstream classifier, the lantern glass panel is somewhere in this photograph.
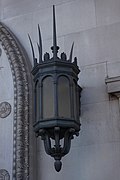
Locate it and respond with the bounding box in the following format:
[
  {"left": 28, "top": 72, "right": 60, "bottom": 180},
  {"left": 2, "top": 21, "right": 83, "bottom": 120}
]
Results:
[
  {"left": 58, "top": 76, "right": 71, "bottom": 118},
  {"left": 73, "top": 80, "right": 77, "bottom": 120},
  {"left": 35, "top": 81, "right": 39, "bottom": 122},
  {"left": 77, "top": 85, "right": 80, "bottom": 121},
  {"left": 43, "top": 76, "right": 54, "bottom": 119}
]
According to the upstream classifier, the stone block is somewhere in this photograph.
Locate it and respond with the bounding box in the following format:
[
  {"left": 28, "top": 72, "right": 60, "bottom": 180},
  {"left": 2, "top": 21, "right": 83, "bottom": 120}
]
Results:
[
  {"left": 33, "top": 0, "right": 96, "bottom": 40},
  {"left": 105, "top": 61, "right": 120, "bottom": 97},
  {"left": 95, "top": 0, "right": 120, "bottom": 26},
  {"left": 72, "top": 100, "right": 120, "bottom": 147},
  {"left": 105, "top": 76, "right": 120, "bottom": 97},
  {"left": 107, "top": 60, "right": 120, "bottom": 77},
  {"left": 56, "top": 0, "right": 96, "bottom": 36},
  {"left": 64, "top": 22, "right": 120, "bottom": 66},
  {"left": 2, "top": 0, "right": 76, "bottom": 19},
  {"left": 79, "top": 63, "right": 108, "bottom": 105},
  {"left": 1, "top": 0, "right": 96, "bottom": 28},
  {"left": 37, "top": 142, "right": 120, "bottom": 180}
]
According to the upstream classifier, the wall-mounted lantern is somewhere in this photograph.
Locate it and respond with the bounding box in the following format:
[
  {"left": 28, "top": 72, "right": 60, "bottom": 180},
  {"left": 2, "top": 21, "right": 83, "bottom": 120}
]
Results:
[{"left": 29, "top": 5, "right": 82, "bottom": 172}]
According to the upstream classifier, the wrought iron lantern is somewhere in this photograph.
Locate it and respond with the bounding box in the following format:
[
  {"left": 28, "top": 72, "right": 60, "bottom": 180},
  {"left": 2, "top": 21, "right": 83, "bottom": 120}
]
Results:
[{"left": 29, "top": 5, "right": 82, "bottom": 172}]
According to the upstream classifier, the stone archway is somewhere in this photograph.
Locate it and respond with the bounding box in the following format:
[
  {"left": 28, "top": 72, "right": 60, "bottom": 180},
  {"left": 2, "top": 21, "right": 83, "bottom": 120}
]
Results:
[{"left": 0, "top": 23, "right": 33, "bottom": 180}]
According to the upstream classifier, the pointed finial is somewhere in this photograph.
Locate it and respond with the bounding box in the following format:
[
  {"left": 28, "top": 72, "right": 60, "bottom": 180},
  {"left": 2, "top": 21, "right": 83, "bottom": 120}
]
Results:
[
  {"left": 73, "top": 57, "right": 78, "bottom": 66},
  {"left": 44, "top": 52, "right": 50, "bottom": 61},
  {"left": 69, "top": 42, "right": 74, "bottom": 62},
  {"left": 28, "top": 34, "right": 37, "bottom": 66},
  {"left": 61, "top": 52, "right": 67, "bottom": 61},
  {"left": 51, "top": 5, "right": 59, "bottom": 60},
  {"left": 38, "top": 24, "right": 42, "bottom": 63}
]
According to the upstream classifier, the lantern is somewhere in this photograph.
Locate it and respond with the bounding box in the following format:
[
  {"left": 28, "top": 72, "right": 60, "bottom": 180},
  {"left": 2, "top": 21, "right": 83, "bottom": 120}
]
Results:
[{"left": 29, "top": 5, "right": 82, "bottom": 172}]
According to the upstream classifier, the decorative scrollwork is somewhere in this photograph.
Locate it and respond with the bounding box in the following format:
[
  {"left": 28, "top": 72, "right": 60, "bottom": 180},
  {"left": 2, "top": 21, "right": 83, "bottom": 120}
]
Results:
[
  {"left": 0, "top": 169, "right": 10, "bottom": 180},
  {"left": 0, "top": 102, "right": 11, "bottom": 118}
]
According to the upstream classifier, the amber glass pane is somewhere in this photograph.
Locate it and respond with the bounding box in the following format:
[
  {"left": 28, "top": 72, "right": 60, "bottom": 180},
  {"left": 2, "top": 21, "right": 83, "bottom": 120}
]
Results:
[
  {"left": 43, "top": 76, "right": 54, "bottom": 119},
  {"left": 58, "top": 76, "right": 70, "bottom": 118}
]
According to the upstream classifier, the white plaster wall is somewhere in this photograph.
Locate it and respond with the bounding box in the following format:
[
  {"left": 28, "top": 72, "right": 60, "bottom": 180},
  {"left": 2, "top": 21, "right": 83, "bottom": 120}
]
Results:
[
  {"left": 0, "top": 44, "right": 14, "bottom": 178},
  {"left": 0, "top": 0, "right": 120, "bottom": 179}
]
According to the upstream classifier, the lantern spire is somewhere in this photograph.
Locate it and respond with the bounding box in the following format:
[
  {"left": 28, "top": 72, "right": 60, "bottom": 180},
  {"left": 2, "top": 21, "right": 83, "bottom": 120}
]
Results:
[
  {"left": 69, "top": 42, "right": 74, "bottom": 62},
  {"left": 51, "top": 5, "right": 59, "bottom": 60},
  {"left": 37, "top": 24, "right": 42, "bottom": 63}
]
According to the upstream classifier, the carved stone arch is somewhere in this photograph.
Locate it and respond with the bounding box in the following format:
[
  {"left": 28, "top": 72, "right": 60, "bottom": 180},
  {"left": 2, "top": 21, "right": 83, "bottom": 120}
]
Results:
[{"left": 0, "top": 23, "right": 33, "bottom": 180}]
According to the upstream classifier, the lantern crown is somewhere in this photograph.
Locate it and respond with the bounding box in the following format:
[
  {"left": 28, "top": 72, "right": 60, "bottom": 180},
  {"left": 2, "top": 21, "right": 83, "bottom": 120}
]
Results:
[{"left": 28, "top": 5, "right": 79, "bottom": 69}]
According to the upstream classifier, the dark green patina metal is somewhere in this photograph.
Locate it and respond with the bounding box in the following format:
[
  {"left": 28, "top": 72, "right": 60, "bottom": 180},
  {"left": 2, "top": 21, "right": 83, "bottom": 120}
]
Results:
[{"left": 29, "top": 5, "right": 82, "bottom": 172}]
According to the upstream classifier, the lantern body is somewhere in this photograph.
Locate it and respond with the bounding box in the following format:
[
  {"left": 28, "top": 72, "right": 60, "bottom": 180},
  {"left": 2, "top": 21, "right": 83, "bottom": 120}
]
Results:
[
  {"left": 31, "top": 58, "right": 82, "bottom": 172},
  {"left": 32, "top": 60, "right": 81, "bottom": 139}
]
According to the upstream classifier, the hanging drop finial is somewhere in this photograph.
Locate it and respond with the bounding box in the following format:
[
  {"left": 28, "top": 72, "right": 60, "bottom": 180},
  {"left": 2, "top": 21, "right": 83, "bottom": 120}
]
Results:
[{"left": 51, "top": 5, "right": 59, "bottom": 60}]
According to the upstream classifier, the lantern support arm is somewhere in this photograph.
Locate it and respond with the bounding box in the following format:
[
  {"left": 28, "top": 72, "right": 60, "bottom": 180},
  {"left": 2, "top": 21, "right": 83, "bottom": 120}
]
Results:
[
  {"left": 39, "top": 129, "right": 54, "bottom": 155},
  {"left": 54, "top": 127, "right": 60, "bottom": 152},
  {"left": 61, "top": 128, "right": 75, "bottom": 156}
]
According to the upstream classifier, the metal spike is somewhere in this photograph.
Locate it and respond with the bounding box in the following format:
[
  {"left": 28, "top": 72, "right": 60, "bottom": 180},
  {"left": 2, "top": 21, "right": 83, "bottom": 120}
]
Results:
[
  {"left": 38, "top": 24, "right": 42, "bottom": 62},
  {"left": 28, "top": 34, "right": 37, "bottom": 66},
  {"left": 53, "top": 5, "right": 58, "bottom": 59},
  {"left": 28, "top": 34, "right": 35, "bottom": 60},
  {"left": 69, "top": 42, "right": 74, "bottom": 62},
  {"left": 37, "top": 43, "right": 43, "bottom": 63}
]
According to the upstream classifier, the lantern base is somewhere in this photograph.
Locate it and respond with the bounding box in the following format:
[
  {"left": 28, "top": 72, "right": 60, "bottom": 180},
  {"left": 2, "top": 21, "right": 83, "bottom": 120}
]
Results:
[
  {"left": 35, "top": 126, "right": 79, "bottom": 172},
  {"left": 33, "top": 118, "right": 80, "bottom": 135}
]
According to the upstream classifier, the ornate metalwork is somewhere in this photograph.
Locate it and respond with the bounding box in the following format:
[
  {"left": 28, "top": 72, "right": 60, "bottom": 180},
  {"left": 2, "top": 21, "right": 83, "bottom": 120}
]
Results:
[
  {"left": 29, "top": 5, "right": 82, "bottom": 172},
  {"left": 0, "top": 169, "right": 10, "bottom": 180},
  {"left": 0, "top": 102, "right": 11, "bottom": 118},
  {"left": 0, "top": 23, "right": 31, "bottom": 179}
]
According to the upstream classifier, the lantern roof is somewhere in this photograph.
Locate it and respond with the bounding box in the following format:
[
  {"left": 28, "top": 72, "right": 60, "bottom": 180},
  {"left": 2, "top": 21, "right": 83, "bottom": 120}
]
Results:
[{"left": 29, "top": 5, "right": 80, "bottom": 73}]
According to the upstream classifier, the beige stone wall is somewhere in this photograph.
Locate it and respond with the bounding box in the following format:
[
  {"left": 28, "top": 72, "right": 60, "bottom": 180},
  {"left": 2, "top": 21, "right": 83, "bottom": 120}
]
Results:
[{"left": 0, "top": 0, "right": 120, "bottom": 179}]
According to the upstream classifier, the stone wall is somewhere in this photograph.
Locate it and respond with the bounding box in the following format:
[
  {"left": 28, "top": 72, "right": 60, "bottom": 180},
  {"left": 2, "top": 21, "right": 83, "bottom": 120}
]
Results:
[
  {"left": 0, "top": 44, "right": 14, "bottom": 179},
  {"left": 0, "top": 0, "right": 120, "bottom": 179}
]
